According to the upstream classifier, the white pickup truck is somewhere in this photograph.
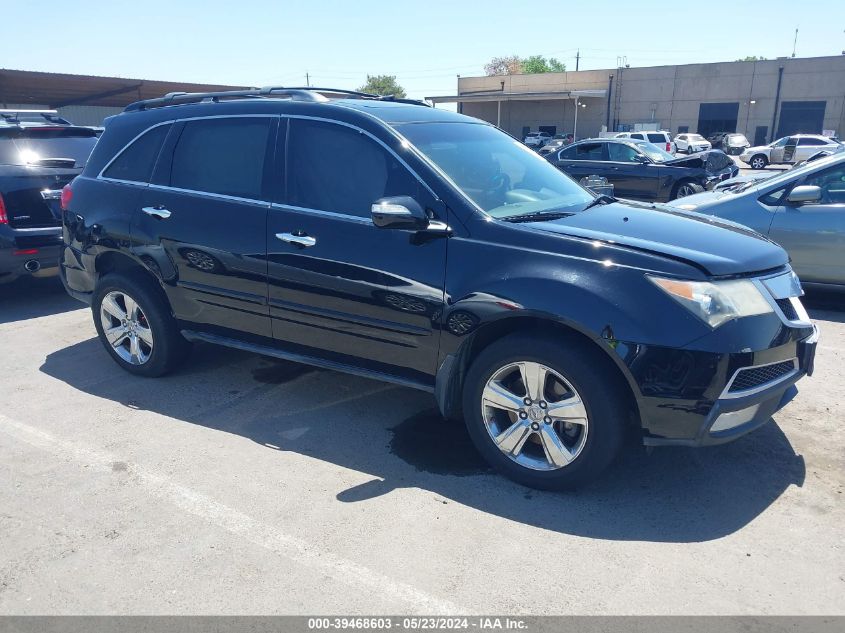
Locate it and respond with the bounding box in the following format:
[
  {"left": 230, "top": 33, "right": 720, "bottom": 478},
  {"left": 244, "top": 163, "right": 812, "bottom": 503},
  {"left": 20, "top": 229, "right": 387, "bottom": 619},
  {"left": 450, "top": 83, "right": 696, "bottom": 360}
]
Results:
[{"left": 740, "top": 134, "right": 841, "bottom": 169}]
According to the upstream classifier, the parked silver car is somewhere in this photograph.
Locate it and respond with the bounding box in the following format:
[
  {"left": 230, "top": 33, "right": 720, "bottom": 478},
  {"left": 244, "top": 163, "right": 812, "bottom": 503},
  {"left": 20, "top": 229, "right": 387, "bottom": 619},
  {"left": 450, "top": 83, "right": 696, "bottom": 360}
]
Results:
[
  {"left": 740, "top": 134, "right": 841, "bottom": 169},
  {"left": 668, "top": 152, "right": 845, "bottom": 289}
]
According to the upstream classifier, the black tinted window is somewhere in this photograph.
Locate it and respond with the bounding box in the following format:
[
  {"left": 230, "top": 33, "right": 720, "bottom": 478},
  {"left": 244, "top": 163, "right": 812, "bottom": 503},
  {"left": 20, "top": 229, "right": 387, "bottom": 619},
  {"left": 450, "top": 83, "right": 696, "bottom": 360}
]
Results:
[
  {"left": 631, "top": 133, "right": 644, "bottom": 140},
  {"left": 0, "top": 127, "right": 98, "bottom": 167},
  {"left": 608, "top": 143, "right": 640, "bottom": 162},
  {"left": 803, "top": 164, "right": 845, "bottom": 204},
  {"left": 287, "top": 119, "right": 417, "bottom": 218},
  {"left": 103, "top": 124, "right": 170, "bottom": 182},
  {"left": 646, "top": 133, "right": 666, "bottom": 143},
  {"left": 797, "top": 137, "right": 825, "bottom": 146},
  {"left": 170, "top": 118, "right": 271, "bottom": 199},
  {"left": 573, "top": 143, "right": 604, "bottom": 160}
]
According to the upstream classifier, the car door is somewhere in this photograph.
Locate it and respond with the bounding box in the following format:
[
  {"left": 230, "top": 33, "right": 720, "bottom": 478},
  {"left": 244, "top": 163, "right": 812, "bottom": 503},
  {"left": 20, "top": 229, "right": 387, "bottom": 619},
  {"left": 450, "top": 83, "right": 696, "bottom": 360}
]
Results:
[
  {"left": 768, "top": 161, "right": 845, "bottom": 285},
  {"left": 554, "top": 141, "right": 606, "bottom": 183},
  {"left": 676, "top": 135, "right": 687, "bottom": 152},
  {"left": 265, "top": 116, "right": 447, "bottom": 385},
  {"left": 770, "top": 137, "right": 792, "bottom": 164},
  {"left": 604, "top": 142, "right": 658, "bottom": 200},
  {"left": 132, "top": 116, "right": 275, "bottom": 339}
]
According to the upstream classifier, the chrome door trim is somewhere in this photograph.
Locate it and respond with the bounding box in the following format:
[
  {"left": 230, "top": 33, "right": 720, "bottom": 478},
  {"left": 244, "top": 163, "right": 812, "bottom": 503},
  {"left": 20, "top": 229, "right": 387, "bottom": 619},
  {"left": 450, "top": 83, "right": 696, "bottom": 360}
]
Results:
[{"left": 275, "top": 232, "right": 316, "bottom": 247}]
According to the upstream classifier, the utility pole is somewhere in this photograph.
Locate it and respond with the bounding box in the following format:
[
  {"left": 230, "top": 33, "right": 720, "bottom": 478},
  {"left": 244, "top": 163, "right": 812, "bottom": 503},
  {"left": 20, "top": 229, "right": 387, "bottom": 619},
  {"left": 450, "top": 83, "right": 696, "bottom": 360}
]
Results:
[
  {"left": 306, "top": 72, "right": 310, "bottom": 87},
  {"left": 791, "top": 28, "right": 798, "bottom": 57},
  {"left": 575, "top": 49, "right": 580, "bottom": 71}
]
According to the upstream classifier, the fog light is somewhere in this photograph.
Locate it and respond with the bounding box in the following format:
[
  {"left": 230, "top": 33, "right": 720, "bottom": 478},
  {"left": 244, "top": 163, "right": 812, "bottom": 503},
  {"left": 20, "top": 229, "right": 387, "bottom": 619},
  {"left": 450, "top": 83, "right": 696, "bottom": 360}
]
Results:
[{"left": 711, "top": 404, "right": 760, "bottom": 433}]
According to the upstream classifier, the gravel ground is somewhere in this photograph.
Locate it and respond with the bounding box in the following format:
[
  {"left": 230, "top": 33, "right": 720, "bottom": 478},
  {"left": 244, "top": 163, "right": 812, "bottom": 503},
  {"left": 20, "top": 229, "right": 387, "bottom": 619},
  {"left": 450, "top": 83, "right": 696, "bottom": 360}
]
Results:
[{"left": 0, "top": 276, "right": 842, "bottom": 615}]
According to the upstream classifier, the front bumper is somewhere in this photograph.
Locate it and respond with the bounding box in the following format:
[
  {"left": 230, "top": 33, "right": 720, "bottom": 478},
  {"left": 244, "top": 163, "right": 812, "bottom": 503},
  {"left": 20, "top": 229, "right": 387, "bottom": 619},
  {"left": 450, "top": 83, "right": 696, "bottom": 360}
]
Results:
[
  {"left": 643, "top": 327, "right": 816, "bottom": 447},
  {"left": 622, "top": 308, "right": 817, "bottom": 447}
]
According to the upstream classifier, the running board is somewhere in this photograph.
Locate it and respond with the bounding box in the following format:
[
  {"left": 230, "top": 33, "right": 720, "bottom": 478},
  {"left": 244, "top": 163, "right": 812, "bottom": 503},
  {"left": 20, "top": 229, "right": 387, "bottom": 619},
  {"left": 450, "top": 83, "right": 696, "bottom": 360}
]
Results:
[{"left": 180, "top": 329, "right": 434, "bottom": 393}]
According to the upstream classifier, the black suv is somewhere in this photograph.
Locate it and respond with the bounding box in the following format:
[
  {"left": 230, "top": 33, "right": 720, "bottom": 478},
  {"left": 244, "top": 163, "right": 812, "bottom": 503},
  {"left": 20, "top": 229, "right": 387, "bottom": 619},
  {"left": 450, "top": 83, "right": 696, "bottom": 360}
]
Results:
[
  {"left": 60, "top": 87, "right": 817, "bottom": 489},
  {"left": 1, "top": 110, "right": 98, "bottom": 283}
]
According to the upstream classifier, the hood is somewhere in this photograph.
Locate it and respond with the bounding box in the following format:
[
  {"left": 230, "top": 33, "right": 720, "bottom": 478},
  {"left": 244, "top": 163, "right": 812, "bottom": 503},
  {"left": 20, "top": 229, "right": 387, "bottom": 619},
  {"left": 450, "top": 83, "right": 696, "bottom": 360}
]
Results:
[
  {"left": 666, "top": 189, "right": 737, "bottom": 211},
  {"left": 523, "top": 200, "right": 787, "bottom": 276},
  {"left": 742, "top": 144, "right": 770, "bottom": 154},
  {"left": 663, "top": 150, "right": 736, "bottom": 174}
]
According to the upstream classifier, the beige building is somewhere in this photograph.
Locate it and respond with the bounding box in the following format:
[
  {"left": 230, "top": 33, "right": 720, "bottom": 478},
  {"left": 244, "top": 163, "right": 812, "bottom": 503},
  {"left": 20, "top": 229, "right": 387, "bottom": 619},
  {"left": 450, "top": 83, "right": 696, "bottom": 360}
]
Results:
[{"left": 429, "top": 55, "right": 845, "bottom": 145}]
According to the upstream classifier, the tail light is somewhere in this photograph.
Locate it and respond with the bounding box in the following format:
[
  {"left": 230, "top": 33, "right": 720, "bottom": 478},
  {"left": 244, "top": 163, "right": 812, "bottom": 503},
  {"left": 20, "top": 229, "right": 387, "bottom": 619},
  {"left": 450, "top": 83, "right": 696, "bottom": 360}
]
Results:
[
  {"left": 60, "top": 182, "right": 74, "bottom": 210},
  {"left": 666, "top": 142, "right": 672, "bottom": 152},
  {"left": 0, "top": 193, "right": 7, "bottom": 225}
]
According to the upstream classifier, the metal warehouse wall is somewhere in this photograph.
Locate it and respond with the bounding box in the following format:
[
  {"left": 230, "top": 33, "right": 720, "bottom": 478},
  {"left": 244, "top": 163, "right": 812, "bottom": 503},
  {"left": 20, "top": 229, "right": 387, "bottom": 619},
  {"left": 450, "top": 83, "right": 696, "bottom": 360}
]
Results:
[
  {"left": 456, "top": 55, "right": 845, "bottom": 142},
  {"left": 1, "top": 103, "right": 123, "bottom": 126}
]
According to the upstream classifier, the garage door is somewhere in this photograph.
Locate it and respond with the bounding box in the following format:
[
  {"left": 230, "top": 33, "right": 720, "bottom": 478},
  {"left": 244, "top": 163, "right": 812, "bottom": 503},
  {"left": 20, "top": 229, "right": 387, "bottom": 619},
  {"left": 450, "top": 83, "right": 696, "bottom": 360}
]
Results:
[{"left": 776, "top": 101, "right": 826, "bottom": 137}]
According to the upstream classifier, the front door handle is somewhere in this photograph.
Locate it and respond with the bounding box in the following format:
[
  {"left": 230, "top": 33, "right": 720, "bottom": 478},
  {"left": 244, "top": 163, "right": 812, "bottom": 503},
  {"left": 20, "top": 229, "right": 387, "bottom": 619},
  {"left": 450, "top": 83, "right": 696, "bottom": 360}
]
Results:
[
  {"left": 276, "top": 232, "right": 316, "bottom": 247},
  {"left": 142, "top": 206, "right": 172, "bottom": 220}
]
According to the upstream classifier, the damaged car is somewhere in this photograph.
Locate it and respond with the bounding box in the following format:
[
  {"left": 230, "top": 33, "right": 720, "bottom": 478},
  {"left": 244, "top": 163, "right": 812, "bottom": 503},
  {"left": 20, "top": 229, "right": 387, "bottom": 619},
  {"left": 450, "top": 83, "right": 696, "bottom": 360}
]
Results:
[{"left": 547, "top": 138, "right": 738, "bottom": 201}]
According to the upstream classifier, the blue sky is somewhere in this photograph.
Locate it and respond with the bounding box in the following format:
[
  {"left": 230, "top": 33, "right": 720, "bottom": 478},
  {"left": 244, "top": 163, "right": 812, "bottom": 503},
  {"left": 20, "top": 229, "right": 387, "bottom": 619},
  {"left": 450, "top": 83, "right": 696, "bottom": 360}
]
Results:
[{"left": 3, "top": 0, "right": 843, "bottom": 101}]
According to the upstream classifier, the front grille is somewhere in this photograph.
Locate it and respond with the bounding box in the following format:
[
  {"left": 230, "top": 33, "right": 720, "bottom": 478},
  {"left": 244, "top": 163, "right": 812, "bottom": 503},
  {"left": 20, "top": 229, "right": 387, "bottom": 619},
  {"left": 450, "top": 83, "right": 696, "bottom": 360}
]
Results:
[
  {"left": 728, "top": 360, "right": 796, "bottom": 393},
  {"left": 776, "top": 298, "right": 799, "bottom": 321}
]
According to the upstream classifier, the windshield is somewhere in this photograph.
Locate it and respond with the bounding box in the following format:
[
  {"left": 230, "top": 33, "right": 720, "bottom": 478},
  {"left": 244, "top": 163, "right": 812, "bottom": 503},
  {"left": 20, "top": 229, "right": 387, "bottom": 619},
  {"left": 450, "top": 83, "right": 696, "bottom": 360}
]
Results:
[
  {"left": 398, "top": 122, "right": 593, "bottom": 219},
  {"left": 634, "top": 141, "right": 675, "bottom": 162},
  {"left": 0, "top": 128, "right": 98, "bottom": 167}
]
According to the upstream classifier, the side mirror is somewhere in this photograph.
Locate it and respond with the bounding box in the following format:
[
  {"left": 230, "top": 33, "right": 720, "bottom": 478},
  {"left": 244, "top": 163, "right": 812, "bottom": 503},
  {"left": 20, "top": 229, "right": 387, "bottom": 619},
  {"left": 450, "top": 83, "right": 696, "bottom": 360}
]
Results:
[
  {"left": 371, "top": 196, "right": 429, "bottom": 230},
  {"left": 786, "top": 185, "right": 822, "bottom": 205},
  {"left": 634, "top": 154, "right": 650, "bottom": 163}
]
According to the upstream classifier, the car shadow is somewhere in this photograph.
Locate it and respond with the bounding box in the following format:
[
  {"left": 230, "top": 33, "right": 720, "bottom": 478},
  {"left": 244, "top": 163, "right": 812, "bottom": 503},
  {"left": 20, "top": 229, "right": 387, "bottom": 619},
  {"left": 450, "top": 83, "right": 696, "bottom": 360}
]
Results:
[
  {"left": 0, "top": 276, "right": 84, "bottom": 325},
  {"left": 803, "top": 288, "right": 845, "bottom": 323},
  {"left": 40, "top": 337, "right": 807, "bottom": 543}
]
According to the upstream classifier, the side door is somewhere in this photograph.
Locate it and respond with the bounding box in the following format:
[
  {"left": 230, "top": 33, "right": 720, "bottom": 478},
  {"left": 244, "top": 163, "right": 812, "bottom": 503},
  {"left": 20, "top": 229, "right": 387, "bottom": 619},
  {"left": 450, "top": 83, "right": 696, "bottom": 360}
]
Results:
[
  {"left": 768, "top": 161, "right": 845, "bottom": 285},
  {"left": 769, "top": 136, "right": 791, "bottom": 164},
  {"left": 132, "top": 116, "right": 275, "bottom": 339},
  {"left": 794, "top": 136, "right": 828, "bottom": 162},
  {"left": 265, "top": 117, "right": 447, "bottom": 385},
  {"left": 605, "top": 142, "right": 657, "bottom": 200},
  {"left": 554, "top": 141, "right": 606, "bottom": 183}
]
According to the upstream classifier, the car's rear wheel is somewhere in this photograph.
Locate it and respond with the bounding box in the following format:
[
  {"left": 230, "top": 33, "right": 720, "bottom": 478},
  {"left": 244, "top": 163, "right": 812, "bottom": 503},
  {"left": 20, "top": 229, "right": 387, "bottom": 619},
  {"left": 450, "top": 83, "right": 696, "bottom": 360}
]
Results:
[
  {"left": 749, "top": 155, "right": 768, "bottom": 170},
  {"left": 92, "top": 272, "right": 191, "bottom": 377},
  {"left": 673, "top": 181, "right": 705, "bottom": 199},
  {"left": 462, "top": 334, "right": 627, "bottom": 489}
]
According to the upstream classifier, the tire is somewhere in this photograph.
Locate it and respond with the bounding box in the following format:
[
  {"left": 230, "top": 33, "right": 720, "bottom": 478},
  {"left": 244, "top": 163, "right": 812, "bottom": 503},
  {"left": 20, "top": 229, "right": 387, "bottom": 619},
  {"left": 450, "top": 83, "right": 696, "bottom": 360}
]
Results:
[
  {"left": 462, "top": 334, "right": 628, "bottom": 490},
  {"left": 672, "top": 180, "right": 705, "bottom": 199},
  {"left": 749, "top": 155, "right": 768, "bottom": 170},
  {"left": 92, "top": 272, "right": 191, "bottom": 377}
]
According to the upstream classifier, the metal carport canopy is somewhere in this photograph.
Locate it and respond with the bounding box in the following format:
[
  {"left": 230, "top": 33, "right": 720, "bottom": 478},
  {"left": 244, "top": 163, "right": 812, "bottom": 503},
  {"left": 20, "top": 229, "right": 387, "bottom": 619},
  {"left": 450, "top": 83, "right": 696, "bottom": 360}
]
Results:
[{"left": 425, "top": 89, "right": 606, "bottom": 105}]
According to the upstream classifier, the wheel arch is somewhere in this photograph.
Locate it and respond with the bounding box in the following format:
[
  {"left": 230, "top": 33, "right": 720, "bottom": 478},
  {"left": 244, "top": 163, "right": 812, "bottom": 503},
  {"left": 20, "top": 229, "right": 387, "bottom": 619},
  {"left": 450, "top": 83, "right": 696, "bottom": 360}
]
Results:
[{"left": 435, "top": 312, "right": 641, "bottom": 429}]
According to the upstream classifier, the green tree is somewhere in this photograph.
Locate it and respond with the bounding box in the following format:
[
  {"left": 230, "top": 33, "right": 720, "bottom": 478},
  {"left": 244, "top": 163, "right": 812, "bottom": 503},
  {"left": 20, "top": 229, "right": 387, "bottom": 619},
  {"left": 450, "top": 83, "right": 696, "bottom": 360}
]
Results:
[
  {"left": 358, "top": 75, "right": 407, "bottom": 98},
  {"left": 484, "top": 55, "right": 523, "bottom": 76},
  {"left": 735, "top": 55, "right": 766, "bottom": 62},
  {"left": 521, "top": 55, "right": 567, "bottom": 74}
]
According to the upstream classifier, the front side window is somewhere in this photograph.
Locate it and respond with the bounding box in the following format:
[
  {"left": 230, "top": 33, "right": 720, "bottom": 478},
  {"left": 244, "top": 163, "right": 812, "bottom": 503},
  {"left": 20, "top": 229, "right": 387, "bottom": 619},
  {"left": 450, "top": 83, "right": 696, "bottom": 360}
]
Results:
[
  {"left": 170, "top": 118, "right": 271, "bottom": 199},
  {"left": 803, "top": 164, "right": 845, "bottom": 204},
  {"left": 772, "top": 137, "right": 789, "bottom": 148},
  {"left": 607, "top": 143, "right": 641, "bottom": 162},
  {"left": 103, "top": 124, "right": 170, "bottom": 182},
  {"left": 286, "top": 119, "right": 418, "bottom": 218},
  {"left": 396, "top": 121, "right": 592, "bottom": 219}
]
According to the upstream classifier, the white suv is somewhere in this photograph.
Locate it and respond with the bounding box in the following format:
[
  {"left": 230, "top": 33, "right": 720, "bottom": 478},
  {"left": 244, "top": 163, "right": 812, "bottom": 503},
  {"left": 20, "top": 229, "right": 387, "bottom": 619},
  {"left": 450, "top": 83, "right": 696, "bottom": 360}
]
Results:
[
  {"left": 615, "top": 131, "right": 675, "bottom": 154},
  {"left": 523, "top": 131, "right": 552, "bottom": 148},
  {"left": 674, "top": 133, "right": 712, "bottom": 154},
  {"left": 740, "top": 134, "right": 842, "bottom": 169}
]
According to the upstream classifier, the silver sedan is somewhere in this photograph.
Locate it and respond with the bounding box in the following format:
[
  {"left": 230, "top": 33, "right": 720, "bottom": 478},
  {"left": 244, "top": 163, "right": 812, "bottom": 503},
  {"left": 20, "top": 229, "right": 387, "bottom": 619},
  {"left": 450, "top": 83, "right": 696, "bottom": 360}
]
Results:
[{"left": 668, "top": 152, "right": 845, "bottom": 289}]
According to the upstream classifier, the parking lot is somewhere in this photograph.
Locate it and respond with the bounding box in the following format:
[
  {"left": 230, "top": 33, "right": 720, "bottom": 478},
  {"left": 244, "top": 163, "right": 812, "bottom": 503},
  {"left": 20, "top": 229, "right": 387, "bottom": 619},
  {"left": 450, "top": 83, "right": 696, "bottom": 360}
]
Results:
[{"left": 0, "top": 275, "right": 842, "bottom": 615}]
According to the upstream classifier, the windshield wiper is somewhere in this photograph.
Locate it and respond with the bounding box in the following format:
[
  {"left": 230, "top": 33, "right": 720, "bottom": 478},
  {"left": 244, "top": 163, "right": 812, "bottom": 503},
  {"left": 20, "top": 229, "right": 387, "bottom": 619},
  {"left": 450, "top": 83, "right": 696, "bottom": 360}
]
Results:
[
  {"left": 580, "top": 194, "right": 617, "bottom": 212},
  {"left": 501, "top": 209, "right": 576, "bottom": 223}
]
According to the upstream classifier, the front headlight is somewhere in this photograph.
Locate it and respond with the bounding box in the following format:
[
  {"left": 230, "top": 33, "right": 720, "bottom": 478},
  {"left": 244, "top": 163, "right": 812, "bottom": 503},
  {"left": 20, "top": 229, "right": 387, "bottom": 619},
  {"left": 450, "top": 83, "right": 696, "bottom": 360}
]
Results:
[{"left": 649, "top": 276, "right": 773, "bottom": 328}]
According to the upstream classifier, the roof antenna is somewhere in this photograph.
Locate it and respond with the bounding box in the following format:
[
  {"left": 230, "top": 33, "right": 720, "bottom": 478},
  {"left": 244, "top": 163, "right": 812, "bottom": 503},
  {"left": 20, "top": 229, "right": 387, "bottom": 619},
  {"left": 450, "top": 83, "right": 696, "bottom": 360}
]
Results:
[{"left": 791, "top": 27, "right": 798, "bottom": 57}]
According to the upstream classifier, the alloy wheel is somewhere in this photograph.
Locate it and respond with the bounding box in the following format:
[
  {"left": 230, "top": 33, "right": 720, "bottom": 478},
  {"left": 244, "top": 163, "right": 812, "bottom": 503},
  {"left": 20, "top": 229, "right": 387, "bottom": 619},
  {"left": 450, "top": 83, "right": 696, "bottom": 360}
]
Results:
[
  {"left": 676, "top": 184, "right": 697, "bottom": 198},
  {"left": 481, "top": 361, "right": 588, "bottom": 471},
  {"left": 751, "top": 157, "right": 766, "bottom": 169},
  {"left": 99, "top": 291, "right": 154, "bottom": 365}
]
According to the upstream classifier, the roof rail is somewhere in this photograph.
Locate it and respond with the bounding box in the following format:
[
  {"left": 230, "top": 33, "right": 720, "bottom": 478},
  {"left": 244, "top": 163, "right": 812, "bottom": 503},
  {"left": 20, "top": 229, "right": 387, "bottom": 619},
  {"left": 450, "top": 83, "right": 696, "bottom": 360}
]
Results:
[{"left": 123, "top": 86, "right": 430, "bottom": 113}]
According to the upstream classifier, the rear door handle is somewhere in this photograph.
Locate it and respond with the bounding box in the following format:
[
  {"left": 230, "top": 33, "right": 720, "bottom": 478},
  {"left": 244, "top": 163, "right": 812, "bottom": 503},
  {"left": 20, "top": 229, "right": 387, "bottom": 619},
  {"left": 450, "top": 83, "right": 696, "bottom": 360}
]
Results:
[
  {"left": 142, "top": 206, "right": 172, "bottom": 220},
  {"left": 276, "top": 232, "right": 316, "bottom": 247}
]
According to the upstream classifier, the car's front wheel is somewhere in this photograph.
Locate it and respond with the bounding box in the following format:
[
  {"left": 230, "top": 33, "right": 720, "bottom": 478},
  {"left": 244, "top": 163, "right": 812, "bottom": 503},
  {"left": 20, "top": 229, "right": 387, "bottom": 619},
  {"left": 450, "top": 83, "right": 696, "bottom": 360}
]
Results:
[
  {"left": 673, "top": 180, "right": 705, "bottom": 199},
  {"left": 92, "top": 272, "right": 191, "bottom": 377},
  {"left": 462, "top": 334, "right": 627, "bottom": 489},
  {"left": 749, "top": 155, "right": 768, "bottom": 170}
]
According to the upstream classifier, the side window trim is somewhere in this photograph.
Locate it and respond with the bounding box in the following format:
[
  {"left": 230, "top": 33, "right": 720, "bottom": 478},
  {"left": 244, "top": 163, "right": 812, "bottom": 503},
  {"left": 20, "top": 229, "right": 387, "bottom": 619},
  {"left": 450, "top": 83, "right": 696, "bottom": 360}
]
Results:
[
  {"left": 97, "top": 120, "right": 174, "bottom": 184},
  {"left": 277, "top": 115, "right": 428, "bottom": 220}
]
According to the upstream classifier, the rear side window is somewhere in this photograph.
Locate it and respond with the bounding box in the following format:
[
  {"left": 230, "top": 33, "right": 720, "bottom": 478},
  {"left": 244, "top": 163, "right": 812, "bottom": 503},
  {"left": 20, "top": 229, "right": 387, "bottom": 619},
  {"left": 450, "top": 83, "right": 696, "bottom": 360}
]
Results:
[
  {"left": 631, "top": 133, "right": 644, "bottom": 140},
  {"left": 573, "top": 143, "right": 604, "bottom": 160},
  {"left": 647, "top": 133, "right": 666, "bottom": 143},
  {"left": 797, "top": 137, "right": 825, "bottom": 146},
  {"left": 169, "top": 118, "right": 271, "bottom": 199},
  {"left": 103, "top": 124, "right": 170, "bottom": 182},
  {"left": 286, "top": 119, "right": 418, "bottom": 218}
]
